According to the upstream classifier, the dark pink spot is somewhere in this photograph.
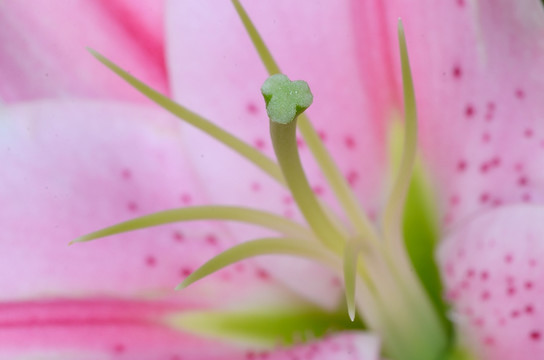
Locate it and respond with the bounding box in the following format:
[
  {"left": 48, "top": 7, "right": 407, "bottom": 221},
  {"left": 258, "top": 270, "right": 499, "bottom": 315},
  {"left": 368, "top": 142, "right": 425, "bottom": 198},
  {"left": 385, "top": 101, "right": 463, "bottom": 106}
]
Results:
[
  {"left": 344, "top": 136, "right": 356, "bottom": 150},
  {"left": 482, "top": 132, "right": 491, "bottom": 143},
  {"left": 525, "top": 281, "right": 534, "bottom": 290},
  {"left": 515, "top": 88, "right": 525, "bottom": 99},
  {"left": 484, "top": 336, "right": 495, "bottom": 346},
  {"left": 465, "top": 104, "right": 475, "bottom": 118},
  {"left": 481, "top": 271, "right": 489, "bottom": 281},
  {"left": 507, "top": 287, "right": 516, "bottom": 296},
  {"left": 522, "top": 193, "right": 532, "bottom": 203},
  {"left": 113, "top": 343, "right": 126, "bottom": 354},
  {"left": 457, "top": 0, "right": 465, "bottom": 7},
  {"left": 480, "top": 162, "right": 490, "bottom": 173},
  {"left": 491, "top": 156, "right": 501, "bottom": 167},
  {"left": 481, "top": 291, "right": 491, "bottom": 301},
  {"left": 466, "top": 268, "right": 475, "bottom": 278},
  {"left": 313, "top": 185, "right": 325, "bottom": 196},
  {"left": 282, "top": 195, "right": 293, "bottom": 205},
  {"left": 127, "top": 201, "right": 138, "bottom": 212},
  {"left": 180, "top": 193, "right": 192, "bottom": 205},
  {"left": 530, "top": 331, "right": 541, "bottom": 341},
  {"left": 505, "top": 254, "right": 514, "bottom": 263},
  {"left": 247, "top": 102, "right": 259, "bottom": 114},
  {"left": 256, "top": 268, "right": 270, "bottom": 280},
  {"left": 347, "top": 170, "right": 359, "bottom": 186},
  {"left": 526, "top": 305, "right": 535, "bottom": 314},
  {"left": 480, "top": 193, "right": 490, "bottom": 203},
  {"left": 172, "top": 231, "right": 184, "bottom": 242},
  {"left": 296, "top": 136, "right": 305, "bottom": 148},
  {"left": 251, "top": 182, "right": 261, "bottom": 192},
  {"left": 145, "top": 255, "right": 157, "bottom": 267},
  {"left": 205, "top": 234, "right": 218, "bottom": 246},
  {"left": 525, "top": 128, "right": 534, "bottom": 138},
  {"left": 180, "top": 268, "right": 192, "bottom": 277},
  {"left": 318, "top": 130, "right": 327, "bottom": 141},
  {"left": 518, "top": 176, "right": 529, "bottom": 187},
  {"left": 511, "top": 310, "right": 520, "bottom": 318},
  {"left": 457, "top": 160, "right": 467, "bottom": 172},
  {"left": 450, "top": 195, "right": 460, "bottom": 206},
  {"left": 452, "top": 65, "right": 462, "bottom": 79},
  {"left": 254, "top": 138, "right": 266, "bottom": 150},
  {"left": 121, "top": 168, "right": 132, "bottom": 180}
]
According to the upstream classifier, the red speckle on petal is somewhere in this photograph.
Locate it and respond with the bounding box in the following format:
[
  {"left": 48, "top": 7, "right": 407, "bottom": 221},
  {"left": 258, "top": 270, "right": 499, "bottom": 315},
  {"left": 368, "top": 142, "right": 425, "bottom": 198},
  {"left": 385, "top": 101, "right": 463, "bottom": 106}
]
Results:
[
  {"left": 205, "top": 234, "right": 218, "bottom": 246},
  {"left": 482, "top": 132, "right": 491, "bottom": 143},
  {"left": 452, "top": 65, "right": 462, "bottom": 79},
  {"left": 526, "top": 305, "right": 535, "bottom": 314},
  {"left": 525, "top": 128, "right": 534, "bottom": 138},
  {"left": 180, "top": 267, "right": 192, "bottom": 277},
  {"left": 256, "top": 268, "right": 270, "bottom": 280},
  {"left": 505, "top": 254, "right": 514, "bottom": 263},
  {"left": 457, "top": 160, "right": 468, "bottom": 172},
  {"left": 465, "top": 104, "right": 475, "bottom": 118},
  {"left": 318, "top": 130, "right": 327, "bottom": 141},
  {"left": 251, "top": 182, "right": 261, "bottom": 192},
  {"left": 121, "top": 168, "right": 132, "bottom": 180},
  {"left": 113, "top": 343, "right": 126, "bottom": 354},
  {"left": 145, "top": 255, "right": 157, "bottom": 267},
  {"left": 247, "top": 102, "right": 259, "bottom": 114},
  {"left": 480, "top": 193, "right": 490, "bottom": 204},
  {"left": 530, "top": 331, "right": 541, "bottom": 341},
  {"left": 172, "top": 231, "right": 184, "bottom": 242},
  {"left": 457, "top": 0, "right": 465, "bottom": 7},
  {"left": 180, "top": 193, "right": 192, "bottom": 205},
  {"left": 344, "top": 135, "right": 356, "bottom": 150},
  {"left": 127, "top": 201, "right": 138, "bottom": 212},
  {"left": 254, "top": 138, "right": 266, "bottom": 150},
  {"left": 515, "top": 88, "right": 525, "bottom": 99},
  {"left": 347, "top": 170, "right": 359, "bottom": 186},
  {"left": 525, "top": 281, "right": 534, "bottom": 290}
]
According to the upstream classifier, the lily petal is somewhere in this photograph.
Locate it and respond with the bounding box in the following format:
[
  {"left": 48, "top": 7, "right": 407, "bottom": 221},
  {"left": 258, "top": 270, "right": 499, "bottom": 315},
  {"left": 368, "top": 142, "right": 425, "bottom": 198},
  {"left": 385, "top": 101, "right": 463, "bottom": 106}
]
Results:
[
  {"left": 0, "top": 298, "right": 247, "bottom": 360},
  {"left": 0, "top": 0, "right": 168, "bottom": 102},
  {"left": 381, "top": 0, "right": 544, "bottom": 226},
  {"left": 0, "top": 100, "right": 296, "bottom": 307},
  {"left": 438, "top": 205, "right": 544, "bottom": 359}
]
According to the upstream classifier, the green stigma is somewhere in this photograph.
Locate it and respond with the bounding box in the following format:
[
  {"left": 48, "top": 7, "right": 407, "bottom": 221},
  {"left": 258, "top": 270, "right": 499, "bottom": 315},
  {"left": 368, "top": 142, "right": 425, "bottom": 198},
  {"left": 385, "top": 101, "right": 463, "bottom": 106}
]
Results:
[{"left": 261, "top": 74, "right": 313, "bottom": 124}]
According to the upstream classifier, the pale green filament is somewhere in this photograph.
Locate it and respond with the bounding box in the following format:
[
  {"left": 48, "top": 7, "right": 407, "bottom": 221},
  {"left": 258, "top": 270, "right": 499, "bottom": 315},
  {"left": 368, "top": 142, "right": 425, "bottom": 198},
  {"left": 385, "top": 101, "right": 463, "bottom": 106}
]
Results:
[
  {"left": 176, "top": 237, "right": 335, "bottom": 290},
  {"left": 381, "top": 23, "right": 418, "bottom": 249},
  {"left": 88, "top": 49, "right": 285, "bottom": 185},
  {"left": 343, "top": 238, "right": 363, "bottom": 321},
  {"left": 231, "top": 0, "right": 376, "bottom": 241},
  {"left": 70, "top": 206, "right": 314, "bottom": 244}
]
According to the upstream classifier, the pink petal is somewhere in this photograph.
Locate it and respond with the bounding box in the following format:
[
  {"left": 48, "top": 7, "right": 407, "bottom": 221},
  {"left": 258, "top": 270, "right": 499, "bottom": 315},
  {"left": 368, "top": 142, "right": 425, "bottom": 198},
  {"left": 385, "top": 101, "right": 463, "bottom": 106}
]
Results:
[
  {"left": 0, "top": 298, "right": 247, "bottom": 359},
  {"left": 253, "top": 332, "right": 381, "bottom": 360},
  {"left": 0, "top": 0, "right": 168, "bottom": 103},
  {"left": 0, "top": 100, "right": 295, "bottom": 307},
  {"left": 377, "top": 0, "right": 544, "bottom": 226},
  {"left": 438, "top": 205, "right": 544, "bottom": 359},
  {"left": 165, "top": 0, "right": 389, "bottom": 309}
]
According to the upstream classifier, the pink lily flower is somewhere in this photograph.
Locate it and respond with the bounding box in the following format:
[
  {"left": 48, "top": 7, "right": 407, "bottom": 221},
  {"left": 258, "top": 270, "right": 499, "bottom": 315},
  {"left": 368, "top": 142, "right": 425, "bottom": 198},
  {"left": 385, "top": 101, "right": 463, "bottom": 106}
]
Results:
[{"left": 1, "top": 0, "right": 543, "bottom": 359}]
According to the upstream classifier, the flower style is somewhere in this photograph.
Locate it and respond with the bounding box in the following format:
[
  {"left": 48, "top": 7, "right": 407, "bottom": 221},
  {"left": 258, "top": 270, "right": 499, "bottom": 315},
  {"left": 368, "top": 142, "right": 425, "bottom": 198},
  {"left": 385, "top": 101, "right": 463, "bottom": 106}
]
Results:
[{"left": 1, "top": 0, "right": 544, "bottom": 360}]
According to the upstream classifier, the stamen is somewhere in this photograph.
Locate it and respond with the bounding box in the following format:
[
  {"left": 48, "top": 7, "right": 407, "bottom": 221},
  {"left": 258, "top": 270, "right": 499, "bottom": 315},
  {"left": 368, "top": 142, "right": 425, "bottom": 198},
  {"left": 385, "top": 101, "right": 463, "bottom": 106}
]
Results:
[
  {"left": 176, "top": 237, "right": 335, "bottom": 290},
  {"left": 88, "top": 49, "right": 285, "bottom": 185},
  {"left": 343, "top": 238, "right": 363, "bottom": 321},
  {"left": 263, "top": 74, "right": 345, "bottom": 252},
  {"left": 231, "top": 0, "right": 376, "bottom": 241},
  {"left": 381, "top": 21, "right": 418, "bottom": 249},
  {"left": 70, "top": 206, "right": 315, "bottom": 244}
]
